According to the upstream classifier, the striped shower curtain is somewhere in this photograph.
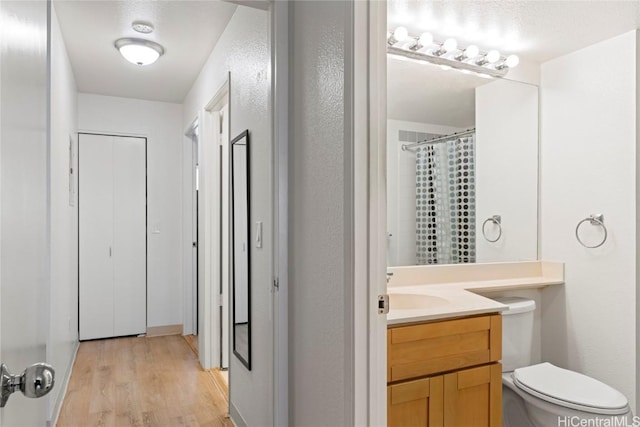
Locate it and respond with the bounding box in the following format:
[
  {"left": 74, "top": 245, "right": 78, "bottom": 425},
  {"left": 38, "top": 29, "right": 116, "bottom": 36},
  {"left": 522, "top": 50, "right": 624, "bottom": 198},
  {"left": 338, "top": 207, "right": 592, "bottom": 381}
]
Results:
[{"left": 415, "top": 136, "right": 476, "bottom": 264}]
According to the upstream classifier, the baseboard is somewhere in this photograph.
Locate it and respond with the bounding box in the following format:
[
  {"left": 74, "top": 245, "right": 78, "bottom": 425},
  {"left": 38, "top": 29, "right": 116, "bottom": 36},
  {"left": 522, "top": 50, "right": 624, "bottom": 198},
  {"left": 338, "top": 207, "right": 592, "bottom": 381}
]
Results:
[
  {"left": 146, "top": 324, "right": 183, "bottom": 337},
  {"left": 47, "top": 340, "right": 80, "bottom": 427},
  {"left": 230, "top": 402, "right": 248, "bottom": 427}
]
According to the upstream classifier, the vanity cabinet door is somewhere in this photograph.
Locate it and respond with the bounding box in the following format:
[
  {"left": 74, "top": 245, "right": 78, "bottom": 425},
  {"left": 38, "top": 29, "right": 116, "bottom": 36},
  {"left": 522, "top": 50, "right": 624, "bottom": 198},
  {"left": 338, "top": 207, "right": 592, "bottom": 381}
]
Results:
[
  {"left": 443, "top": 363, "right": 502, "bottom": 427},
  {"left": 388, "top": 376, "right": 444, "bottom": 427}
]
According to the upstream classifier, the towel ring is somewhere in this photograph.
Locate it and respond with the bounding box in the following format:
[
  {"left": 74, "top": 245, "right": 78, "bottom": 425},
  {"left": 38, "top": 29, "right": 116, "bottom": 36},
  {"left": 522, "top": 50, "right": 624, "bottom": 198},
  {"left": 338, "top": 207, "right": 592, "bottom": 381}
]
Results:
[
  {"left": 575, "top": 214, "right": 607, "bottom": 248},
  {"left": 482, "top": 215, "right": 502, "bottom": 243}
]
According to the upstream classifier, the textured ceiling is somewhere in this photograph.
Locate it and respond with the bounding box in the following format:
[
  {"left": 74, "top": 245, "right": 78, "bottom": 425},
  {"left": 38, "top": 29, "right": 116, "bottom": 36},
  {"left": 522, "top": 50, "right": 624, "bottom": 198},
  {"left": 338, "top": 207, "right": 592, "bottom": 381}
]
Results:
[
  {"left": 54, "top": 1, "right": 237, "bottom": 103},
  {"left": 388, "top": 1, "right": 640, "bottom": 64}
]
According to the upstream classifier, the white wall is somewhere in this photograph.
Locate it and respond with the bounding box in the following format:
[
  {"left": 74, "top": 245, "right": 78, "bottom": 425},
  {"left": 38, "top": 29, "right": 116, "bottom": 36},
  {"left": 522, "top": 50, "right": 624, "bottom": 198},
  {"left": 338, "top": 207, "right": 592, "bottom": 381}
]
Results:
[
  {"left": 77, "top": 93, "right": 184, "bottom": 329},
  {"left": 540, "top": 30, "right": 637, "bottom": 411},
  {"left": 182, "top": 6, "right": 272, "bottom": 426},
  {"left": 386, "top": 120, "right": 464, "bottom": 266},
  {"left": 476, "top": 79, "right": 538, "bottom": 263},
  {"left": 48, "top": 5, "right": 79, "bottom": 422}
]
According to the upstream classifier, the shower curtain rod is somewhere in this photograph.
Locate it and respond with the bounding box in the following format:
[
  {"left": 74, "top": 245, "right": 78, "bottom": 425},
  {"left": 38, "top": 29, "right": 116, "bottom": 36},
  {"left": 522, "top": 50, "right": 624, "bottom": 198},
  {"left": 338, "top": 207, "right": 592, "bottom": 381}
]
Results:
[{"left": 401, "top": 128, "right": 476, "bottom": 151}]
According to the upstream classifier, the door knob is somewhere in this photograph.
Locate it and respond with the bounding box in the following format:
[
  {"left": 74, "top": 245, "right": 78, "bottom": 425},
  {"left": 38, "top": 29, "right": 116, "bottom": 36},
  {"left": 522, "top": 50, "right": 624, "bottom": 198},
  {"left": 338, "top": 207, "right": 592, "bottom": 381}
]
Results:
[{"left": 0, "top": 362, "right": 55, "bottom": 407}]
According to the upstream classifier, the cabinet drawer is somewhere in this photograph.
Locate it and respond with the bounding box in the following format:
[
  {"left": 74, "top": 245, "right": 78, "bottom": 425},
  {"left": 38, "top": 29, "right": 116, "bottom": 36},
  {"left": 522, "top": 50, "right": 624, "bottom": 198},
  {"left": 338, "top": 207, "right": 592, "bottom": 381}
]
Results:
[{"left": 388, "top": 314, "right": 501, "bottom": 382}]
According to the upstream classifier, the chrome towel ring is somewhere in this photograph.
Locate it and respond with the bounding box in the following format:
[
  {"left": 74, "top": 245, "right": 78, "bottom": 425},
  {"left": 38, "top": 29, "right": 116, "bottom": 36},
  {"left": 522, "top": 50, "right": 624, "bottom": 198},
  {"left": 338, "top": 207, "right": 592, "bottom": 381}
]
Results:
[
  {"left": 575, "top": 214, "right": 607, "bottom": 248},
  {"left": 482, "top": 215, "right": 502, "bottom": 243}
]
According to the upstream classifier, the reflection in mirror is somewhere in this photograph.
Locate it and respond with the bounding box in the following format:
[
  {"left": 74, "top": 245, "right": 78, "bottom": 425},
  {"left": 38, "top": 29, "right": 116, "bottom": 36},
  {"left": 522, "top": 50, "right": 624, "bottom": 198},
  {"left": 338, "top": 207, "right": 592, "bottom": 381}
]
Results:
[
  {"left": 231, "top": 130, "right": 250, "bottom": 370},
  {"left": 387, "top": 56, "right": 538, "bottom": 267}
]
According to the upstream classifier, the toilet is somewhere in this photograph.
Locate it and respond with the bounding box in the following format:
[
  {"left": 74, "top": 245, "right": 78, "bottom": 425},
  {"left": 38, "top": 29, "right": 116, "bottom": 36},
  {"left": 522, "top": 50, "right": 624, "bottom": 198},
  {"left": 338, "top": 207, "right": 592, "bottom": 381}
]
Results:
[{"left": 495, "top": 297, "right": 633, "bottom": 426}]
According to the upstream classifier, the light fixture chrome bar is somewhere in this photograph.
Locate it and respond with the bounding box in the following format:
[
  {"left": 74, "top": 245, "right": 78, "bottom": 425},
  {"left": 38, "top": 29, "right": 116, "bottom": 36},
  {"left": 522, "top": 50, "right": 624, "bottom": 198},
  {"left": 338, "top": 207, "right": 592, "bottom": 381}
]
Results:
[
  {"left": 387, "top": 46, "right": 508, "bottom": 79},
  {"left": 401, "top": 128, "right": 476, "bottom": 151}
]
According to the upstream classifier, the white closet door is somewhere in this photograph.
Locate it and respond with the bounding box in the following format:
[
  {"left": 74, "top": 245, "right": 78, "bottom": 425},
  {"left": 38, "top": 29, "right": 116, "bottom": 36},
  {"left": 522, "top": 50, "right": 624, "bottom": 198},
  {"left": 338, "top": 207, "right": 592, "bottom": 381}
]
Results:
[
  {"left": 79, "top": 134, "right": 146, "bottom": 340},
  {"left": 113, "top": 137, "right": 146, "bottom": 336},
  {"left": 79, "top": 134, "right": 115, "bottom": 340}
]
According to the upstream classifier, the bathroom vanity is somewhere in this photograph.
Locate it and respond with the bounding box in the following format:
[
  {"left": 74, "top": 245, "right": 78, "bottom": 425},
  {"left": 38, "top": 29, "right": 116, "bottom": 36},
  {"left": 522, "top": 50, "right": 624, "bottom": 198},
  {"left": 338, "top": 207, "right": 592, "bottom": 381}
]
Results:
[
  {"left": 387, "top": 313, "right": 503, "bottom": 426},
  {"left": 386, "top": 261, "right": 565, "bottom": 426}
]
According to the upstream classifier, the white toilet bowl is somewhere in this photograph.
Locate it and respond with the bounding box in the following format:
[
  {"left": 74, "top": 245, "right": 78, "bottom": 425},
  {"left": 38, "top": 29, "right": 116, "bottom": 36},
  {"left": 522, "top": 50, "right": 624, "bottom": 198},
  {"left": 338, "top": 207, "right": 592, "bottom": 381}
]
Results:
[
  {"left": 493, "top": 297, "right": 633, "bottom": 427},
  {"left": 503, "top": 367, "right": 632, "bottom": 427}
]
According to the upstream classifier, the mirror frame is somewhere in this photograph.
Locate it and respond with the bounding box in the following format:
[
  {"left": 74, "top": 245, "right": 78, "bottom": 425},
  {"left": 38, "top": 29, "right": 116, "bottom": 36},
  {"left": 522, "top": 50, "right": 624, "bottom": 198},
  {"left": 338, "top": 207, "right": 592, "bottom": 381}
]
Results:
[{"left": 230, "top": 129, "right": 251, "bottom": 370}]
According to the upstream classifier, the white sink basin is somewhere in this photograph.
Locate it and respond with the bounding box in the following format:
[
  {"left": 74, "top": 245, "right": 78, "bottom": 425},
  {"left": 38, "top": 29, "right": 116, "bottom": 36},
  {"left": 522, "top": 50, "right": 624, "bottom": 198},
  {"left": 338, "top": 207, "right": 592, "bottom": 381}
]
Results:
[{"left": 388, "top": 293, "right": 448, "bottom": 310}]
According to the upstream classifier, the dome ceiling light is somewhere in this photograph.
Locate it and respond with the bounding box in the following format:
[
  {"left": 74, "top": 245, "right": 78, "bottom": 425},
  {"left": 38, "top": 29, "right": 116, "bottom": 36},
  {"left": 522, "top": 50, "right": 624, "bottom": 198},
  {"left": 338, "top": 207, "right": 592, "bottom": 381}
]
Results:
[{"left": 114, "top": 38, "right": 164, "bottom": 66}]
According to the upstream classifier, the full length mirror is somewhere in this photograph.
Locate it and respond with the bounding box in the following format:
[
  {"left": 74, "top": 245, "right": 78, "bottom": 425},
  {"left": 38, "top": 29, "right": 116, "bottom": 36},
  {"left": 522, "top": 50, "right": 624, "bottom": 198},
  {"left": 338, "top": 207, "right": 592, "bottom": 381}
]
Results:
[
  {"left": 231, "top": 130, "right": 250, "bottom": 370},
  {"left": 387, "top": 54, "right": 538, "bottom": 266}
]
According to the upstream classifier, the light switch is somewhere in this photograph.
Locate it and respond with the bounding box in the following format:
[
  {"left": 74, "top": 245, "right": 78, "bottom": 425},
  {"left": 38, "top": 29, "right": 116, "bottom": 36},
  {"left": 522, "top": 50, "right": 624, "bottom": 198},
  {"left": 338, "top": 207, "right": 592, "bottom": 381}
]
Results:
[{"left": 256, "top": 221, "right": 262, "bottom": 248}]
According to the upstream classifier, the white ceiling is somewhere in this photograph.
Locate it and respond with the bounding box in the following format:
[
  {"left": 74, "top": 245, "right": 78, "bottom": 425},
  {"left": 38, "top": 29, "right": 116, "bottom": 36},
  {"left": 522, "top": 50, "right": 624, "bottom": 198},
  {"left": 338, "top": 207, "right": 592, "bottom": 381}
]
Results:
[
  {"left": 388, "top": 1, "right": 640, "bottom": 126},
  {"left": 54, "top": 1, "right": 237, "bottom": 103}
]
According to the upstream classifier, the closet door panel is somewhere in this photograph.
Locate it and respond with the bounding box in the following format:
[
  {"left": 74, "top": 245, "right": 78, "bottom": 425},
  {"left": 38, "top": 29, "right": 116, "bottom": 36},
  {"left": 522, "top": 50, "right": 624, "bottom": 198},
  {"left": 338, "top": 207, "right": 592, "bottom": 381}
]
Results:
[
  {"left": 79, "top": 134, "right": 115, "bottom": 340},
  {"left": 113, "top": 136, "right": 147, "bottom": 336}
]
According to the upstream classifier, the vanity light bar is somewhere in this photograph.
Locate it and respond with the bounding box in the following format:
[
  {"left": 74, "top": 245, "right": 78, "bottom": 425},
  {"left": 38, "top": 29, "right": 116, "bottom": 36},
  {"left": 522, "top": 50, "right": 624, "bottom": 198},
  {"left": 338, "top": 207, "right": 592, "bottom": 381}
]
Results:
[{"left": 387, "top": 27, "right": 519, "bottom": 79}]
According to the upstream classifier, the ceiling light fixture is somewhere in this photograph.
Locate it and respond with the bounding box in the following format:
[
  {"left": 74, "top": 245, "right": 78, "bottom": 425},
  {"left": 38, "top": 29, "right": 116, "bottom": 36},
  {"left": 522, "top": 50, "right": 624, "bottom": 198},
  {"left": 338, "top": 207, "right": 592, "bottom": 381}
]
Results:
[
  {"left": 114, "top": 38, "right": 164, "bottom": 66},
  {"left": 387, "top": 28, "right": 519, "bottom": 78}
]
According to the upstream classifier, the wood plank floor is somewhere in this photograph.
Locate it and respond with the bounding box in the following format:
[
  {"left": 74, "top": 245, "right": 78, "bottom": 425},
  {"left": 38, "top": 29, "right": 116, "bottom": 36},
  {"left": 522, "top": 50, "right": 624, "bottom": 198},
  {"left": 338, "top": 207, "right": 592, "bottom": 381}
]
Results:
[{"left": 57, "top": 335, "right": 231, "bottom": 427}]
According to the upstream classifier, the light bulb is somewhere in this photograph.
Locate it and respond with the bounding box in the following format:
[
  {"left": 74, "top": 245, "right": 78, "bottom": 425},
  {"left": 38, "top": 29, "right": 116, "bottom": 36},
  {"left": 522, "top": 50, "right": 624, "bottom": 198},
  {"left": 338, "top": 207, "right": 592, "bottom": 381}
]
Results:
[
  {"left": 464, "top": 45, "right": 479, "bottom": 59},
  {"left": 505, "top": 54, "right": 520, "bottom": 68},
  {"left": 442, "top": 38, "right": 457, "bottom": 52},
  {"left": 486, "top": 49, "right": 500, "bottom": 63},
  {"left": 393, "top": 27, "right": 409, "bottom": 42},
  {"left": 418, "top": 32, "right": 433, "bottom": 47}
]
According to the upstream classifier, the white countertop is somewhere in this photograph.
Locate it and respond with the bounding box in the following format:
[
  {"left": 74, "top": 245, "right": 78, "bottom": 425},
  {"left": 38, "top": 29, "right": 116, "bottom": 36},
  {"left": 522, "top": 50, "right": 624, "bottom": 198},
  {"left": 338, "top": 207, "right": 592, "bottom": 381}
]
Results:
[{"left": 387, "top": 261, "right": 564, "bottom": 326}]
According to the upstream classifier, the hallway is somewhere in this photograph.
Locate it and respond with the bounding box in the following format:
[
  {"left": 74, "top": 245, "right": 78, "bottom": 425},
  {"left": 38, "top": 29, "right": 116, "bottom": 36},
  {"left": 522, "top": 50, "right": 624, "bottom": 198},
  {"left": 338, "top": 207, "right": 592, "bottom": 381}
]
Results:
[{"left": 57, "top": 336, "right": 231, "bottom": 426}]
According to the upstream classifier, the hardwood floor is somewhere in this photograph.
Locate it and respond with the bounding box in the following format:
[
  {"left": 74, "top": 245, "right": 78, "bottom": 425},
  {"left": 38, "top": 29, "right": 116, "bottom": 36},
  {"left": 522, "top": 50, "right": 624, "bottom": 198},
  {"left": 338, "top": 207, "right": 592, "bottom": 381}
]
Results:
[{"left": 57, "top": 335, "right": 231, "bottom": 426}]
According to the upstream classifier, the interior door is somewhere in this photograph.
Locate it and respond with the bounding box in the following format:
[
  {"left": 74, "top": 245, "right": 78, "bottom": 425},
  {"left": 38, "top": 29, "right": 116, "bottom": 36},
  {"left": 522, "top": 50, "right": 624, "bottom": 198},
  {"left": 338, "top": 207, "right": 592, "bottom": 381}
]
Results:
[
  {"left": 112, "top": 136, "right": 146, "bottom": 337},
  {"left": 79, "top": 134, "right": 146, "bottom": 340},
  {"left": 78, "top": 134, "right": 114, "bottom": 340},
  {"left": 0, "top": 0, "right": 51, "bottom": 424}
]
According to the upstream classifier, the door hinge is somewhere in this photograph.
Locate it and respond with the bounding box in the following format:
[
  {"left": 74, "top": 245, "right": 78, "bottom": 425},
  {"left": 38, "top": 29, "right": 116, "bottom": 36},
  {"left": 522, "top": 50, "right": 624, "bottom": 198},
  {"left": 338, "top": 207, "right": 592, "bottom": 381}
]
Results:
[
  {"left": 273, "top": 277, "right": 279, "bottom": 291},
  {"left": 378, "top": 294, "right": 389, "bottom": 314}
]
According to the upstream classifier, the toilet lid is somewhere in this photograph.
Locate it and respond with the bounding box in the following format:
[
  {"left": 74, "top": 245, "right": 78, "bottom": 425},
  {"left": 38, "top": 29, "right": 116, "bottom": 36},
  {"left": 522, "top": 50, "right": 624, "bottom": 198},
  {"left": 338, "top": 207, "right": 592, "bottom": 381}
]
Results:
[{"left": 513, "top": 363, "right": 629, "bottom": 415}]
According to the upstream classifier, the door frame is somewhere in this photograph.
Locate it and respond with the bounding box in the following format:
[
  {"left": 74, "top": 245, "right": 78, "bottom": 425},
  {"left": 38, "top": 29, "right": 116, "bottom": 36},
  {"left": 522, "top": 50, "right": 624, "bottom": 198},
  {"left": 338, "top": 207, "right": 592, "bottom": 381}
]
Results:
[
  {"left": 351, "top": 1, "right": 387, "bottom": 424},
  {"left": 270, "top": 1, "right": 289, "bottom": 425},
  {"left": 367, "top": 1, "right": 388, "bottom": 424},
  {"left": 184, "top": 120, "right": 199, "bottom": 337},
  {"left": 185, "top": 78, "right": 230, "bottom": 371}
]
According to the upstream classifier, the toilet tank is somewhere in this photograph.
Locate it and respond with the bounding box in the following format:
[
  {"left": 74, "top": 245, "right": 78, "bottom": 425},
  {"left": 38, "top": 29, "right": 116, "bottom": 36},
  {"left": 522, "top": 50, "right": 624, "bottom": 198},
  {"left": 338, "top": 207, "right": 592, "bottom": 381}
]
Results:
[{"left": 492, "top": 297, "right": 536, "bottom": 372}]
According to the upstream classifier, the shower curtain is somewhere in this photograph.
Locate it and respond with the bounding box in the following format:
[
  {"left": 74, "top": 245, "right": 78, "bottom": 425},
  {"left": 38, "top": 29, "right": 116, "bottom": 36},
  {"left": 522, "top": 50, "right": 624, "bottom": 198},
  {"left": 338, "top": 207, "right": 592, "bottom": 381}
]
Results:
[{"left": 415, "top": 135, "right": 476, "bottom": 264}]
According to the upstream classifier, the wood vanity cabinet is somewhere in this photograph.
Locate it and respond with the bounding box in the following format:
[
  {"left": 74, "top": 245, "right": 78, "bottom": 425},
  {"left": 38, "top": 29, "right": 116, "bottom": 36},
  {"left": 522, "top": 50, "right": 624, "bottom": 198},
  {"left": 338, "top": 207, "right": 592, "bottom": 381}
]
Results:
[{"left": 387, "top": 313, "right": 502, "bottom": 427}]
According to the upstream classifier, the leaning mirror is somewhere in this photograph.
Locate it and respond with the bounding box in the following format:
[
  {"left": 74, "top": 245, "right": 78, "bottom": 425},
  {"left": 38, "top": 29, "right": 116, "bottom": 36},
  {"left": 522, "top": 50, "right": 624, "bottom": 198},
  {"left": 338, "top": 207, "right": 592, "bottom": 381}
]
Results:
[
  {"left": 231, "top": 130, "right": 251, "bottom": 370},
  {"left": 386, "top": 53, "right": 539, "bottom": 266}
]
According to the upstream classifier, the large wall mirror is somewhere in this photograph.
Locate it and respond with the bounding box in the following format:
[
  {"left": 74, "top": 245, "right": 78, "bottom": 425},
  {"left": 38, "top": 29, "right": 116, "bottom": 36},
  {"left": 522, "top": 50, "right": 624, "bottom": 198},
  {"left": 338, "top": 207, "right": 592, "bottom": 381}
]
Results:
[
  {"left": 231, "top": 129, "right": 251, "bottom": 370},
  {"left": 387, "top": 54, "right": 539, "bottom": 267}
]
